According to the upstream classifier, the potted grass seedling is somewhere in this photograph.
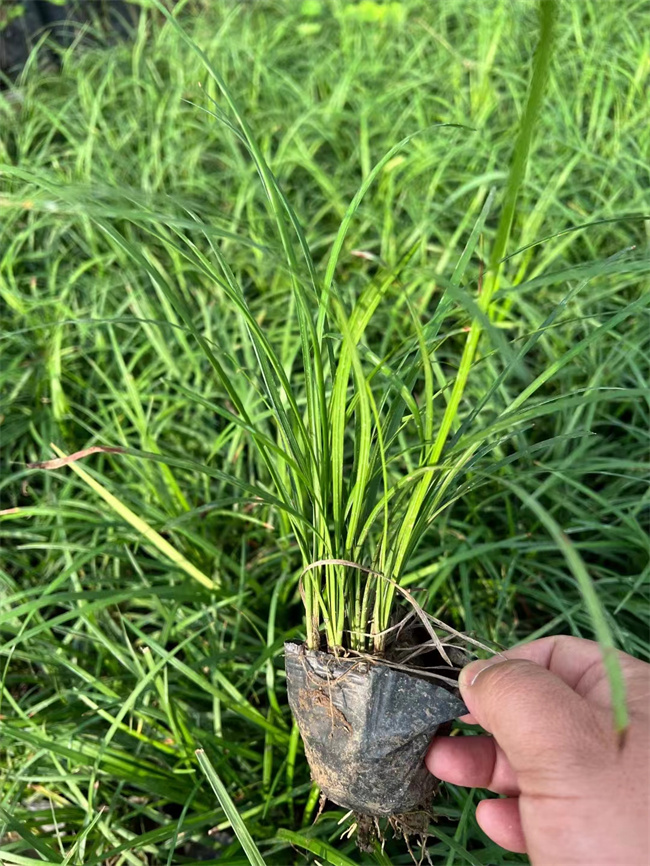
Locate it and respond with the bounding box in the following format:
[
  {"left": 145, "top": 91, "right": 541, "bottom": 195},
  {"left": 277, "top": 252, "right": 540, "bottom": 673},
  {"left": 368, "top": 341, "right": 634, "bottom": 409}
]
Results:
[
  {"left": 21, "top": 0, "right": 631, "bottom": 848},
  {"left": 132, "top": 0, "right": 562, "bottom": 833},
  {"left": 36, "top": 0, "right": 630, "bottom": 843}
]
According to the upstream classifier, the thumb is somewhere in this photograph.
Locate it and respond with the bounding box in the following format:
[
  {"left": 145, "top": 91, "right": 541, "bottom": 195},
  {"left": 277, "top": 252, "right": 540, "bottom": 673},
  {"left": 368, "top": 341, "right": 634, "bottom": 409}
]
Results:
[{"left": 459, "top": 658, "right": 607, "bottom": 786}]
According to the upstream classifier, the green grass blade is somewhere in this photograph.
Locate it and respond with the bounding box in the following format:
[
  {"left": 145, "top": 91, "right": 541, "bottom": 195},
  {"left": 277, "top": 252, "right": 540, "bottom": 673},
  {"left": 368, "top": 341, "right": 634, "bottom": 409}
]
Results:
[
  {"left": 0, "top": 855, "right": 63, "bottom": 866},
  {"left": 276, "top": 829, "right": 357, "bottom": 866},
  {"left": 428, "top": 0, "right": 558, "bottom": 469},
  {"left": 0, "top": 806, "right": 60, "bottom": 861},
  {"left": 195, "top": 749, "right": 267, "bottom": 866},
  {"left": 431, "top": 826, "right": 485, "bottom": 866},
  {"left": 502, "top": 480, "right": 629, "bottom": 735},
  {"left": 387, "top": 0, "right": 558, "bottom": 602}
]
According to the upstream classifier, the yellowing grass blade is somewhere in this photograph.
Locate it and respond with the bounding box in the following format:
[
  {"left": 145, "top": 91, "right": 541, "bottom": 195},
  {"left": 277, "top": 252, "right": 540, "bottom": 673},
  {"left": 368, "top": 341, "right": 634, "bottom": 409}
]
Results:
[{"left": 48, "top": 443, "right": 217, "bottom": 590}]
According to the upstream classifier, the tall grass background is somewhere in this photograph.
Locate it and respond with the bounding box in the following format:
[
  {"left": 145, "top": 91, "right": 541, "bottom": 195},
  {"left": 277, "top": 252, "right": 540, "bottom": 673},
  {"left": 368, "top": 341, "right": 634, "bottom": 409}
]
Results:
[{"left": 1, "top": 0, "right": 648, "bottom": 863}]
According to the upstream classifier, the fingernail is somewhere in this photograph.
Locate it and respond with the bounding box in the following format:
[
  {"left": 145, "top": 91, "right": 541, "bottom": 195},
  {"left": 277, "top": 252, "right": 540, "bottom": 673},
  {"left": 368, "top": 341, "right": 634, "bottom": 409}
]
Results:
[{"left": 459, "top": 656, "right": 507, "bottom": 688}]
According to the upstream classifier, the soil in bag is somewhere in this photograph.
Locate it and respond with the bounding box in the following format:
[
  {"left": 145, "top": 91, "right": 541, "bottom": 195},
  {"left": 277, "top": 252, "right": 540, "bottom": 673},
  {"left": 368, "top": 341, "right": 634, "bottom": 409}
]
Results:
[{"left": 285, "top": 640, "right": 467, "bottom": 817}]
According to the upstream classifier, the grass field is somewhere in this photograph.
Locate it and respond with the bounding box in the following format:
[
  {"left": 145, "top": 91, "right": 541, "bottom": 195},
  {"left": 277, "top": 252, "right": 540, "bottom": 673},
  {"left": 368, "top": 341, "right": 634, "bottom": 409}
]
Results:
[{"left": 1, "top": 0, "right": 649, "bottom": 863}]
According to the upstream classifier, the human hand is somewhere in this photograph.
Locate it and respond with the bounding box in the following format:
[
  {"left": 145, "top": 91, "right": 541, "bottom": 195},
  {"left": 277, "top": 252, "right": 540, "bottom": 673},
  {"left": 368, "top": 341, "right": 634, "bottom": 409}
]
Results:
[{"left": 426, "top": 636, "right": 650, "bottom": 865}]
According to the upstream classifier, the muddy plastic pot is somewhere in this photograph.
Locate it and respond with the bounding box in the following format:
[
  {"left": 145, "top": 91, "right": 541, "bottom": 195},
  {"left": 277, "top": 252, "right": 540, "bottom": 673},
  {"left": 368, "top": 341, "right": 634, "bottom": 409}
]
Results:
[{"left": 284, "top": 641, "right": 467, "bottom": 817}]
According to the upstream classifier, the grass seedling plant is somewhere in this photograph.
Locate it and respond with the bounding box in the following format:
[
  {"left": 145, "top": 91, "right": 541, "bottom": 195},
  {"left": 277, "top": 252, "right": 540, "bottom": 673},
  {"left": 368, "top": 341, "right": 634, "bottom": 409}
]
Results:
[{"left": 147, "top": 0, "right": 572, "bottom": 659}]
